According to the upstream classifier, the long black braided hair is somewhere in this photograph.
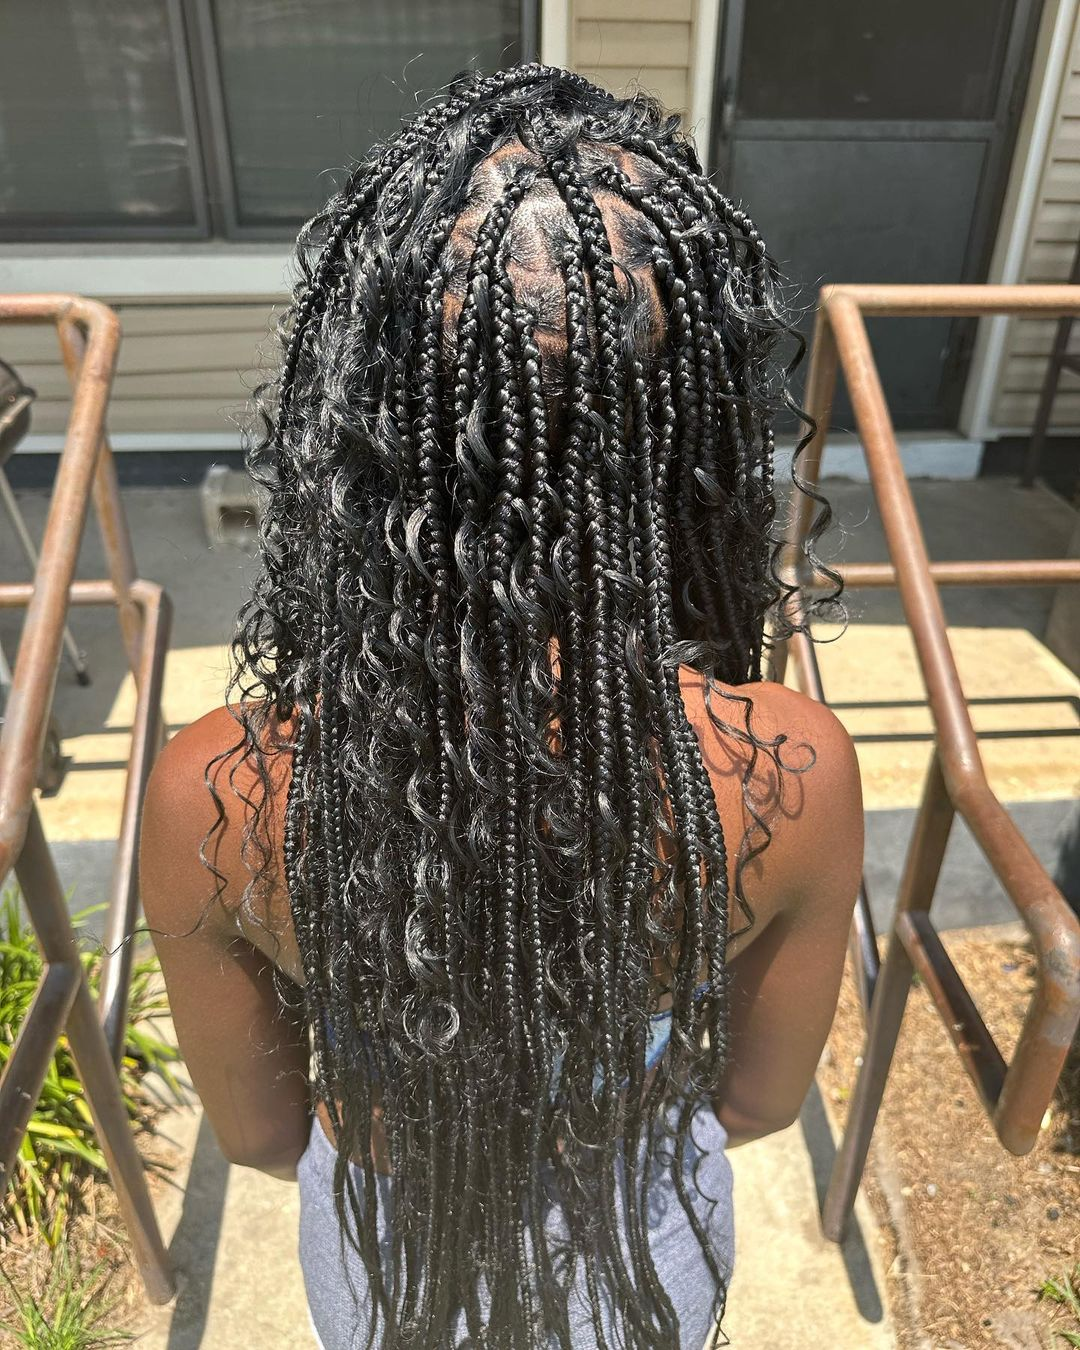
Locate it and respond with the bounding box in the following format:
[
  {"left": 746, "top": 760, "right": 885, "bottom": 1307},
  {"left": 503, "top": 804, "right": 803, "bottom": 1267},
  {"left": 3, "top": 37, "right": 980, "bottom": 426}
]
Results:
[{"left": 218, "top": 62, "right": 834, "bottom": 1349}]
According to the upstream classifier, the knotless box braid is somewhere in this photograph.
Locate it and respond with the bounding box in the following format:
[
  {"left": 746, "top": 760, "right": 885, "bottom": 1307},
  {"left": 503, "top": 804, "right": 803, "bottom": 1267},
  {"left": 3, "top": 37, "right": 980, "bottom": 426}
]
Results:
[{"left": 216, "top": 62, "right": 838, "bottom": 1349}]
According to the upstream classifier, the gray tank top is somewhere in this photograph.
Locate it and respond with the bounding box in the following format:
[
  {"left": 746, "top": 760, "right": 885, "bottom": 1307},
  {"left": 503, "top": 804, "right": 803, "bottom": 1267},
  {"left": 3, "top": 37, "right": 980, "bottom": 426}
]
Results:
[{"left": 297, "top": 1097, "right": 735, "bottom": 1349}]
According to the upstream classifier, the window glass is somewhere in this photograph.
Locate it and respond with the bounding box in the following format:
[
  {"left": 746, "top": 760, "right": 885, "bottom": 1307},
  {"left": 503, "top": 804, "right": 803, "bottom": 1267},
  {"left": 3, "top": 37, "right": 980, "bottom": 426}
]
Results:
[
  {"left": 738, "top": 0, "right": 1015, "bottom": 121},
  {"left": 210, "top": 0, "right": 523, "bottom": 228},
  {"left": 0, "top": 1, "right": 198, "bottom": 233}
]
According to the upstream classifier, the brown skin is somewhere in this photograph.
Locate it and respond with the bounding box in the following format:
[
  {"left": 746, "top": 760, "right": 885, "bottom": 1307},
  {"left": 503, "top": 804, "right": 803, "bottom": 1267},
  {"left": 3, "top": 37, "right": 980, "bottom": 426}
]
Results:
[{"left": 140, "top": 672, "right": 863, "bottom": 1183}]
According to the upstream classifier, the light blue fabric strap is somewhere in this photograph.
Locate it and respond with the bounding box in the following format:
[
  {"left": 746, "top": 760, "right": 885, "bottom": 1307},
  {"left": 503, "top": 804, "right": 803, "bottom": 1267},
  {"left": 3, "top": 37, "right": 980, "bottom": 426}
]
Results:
[{"left": 548, "top": 980, "right": 710, "bottom": 1102}]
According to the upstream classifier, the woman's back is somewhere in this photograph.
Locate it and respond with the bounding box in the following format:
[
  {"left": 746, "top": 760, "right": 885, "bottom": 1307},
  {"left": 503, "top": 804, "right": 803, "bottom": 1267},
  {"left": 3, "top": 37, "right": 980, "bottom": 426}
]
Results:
[
  {"left": 140, "top": 64, "right": 863, "bottom": 1349},
  {"left": 173, "top": 671, "right": 839, "bottom": 995},
  {"left": 147, "top": 673, "right": 860, "bottom": 1349}
]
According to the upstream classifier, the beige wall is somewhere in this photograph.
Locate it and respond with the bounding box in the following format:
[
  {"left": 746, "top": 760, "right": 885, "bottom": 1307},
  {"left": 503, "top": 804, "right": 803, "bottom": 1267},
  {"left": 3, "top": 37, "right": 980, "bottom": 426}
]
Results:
[
  {"left": 992, "top": 3, "right": 1080, "bottom": 432},
  {"left": 570, "top": 0, "right": 696, "bottom": 120},
  {"left": 18, "top": 300, "right": 278, "bottom": 437}
]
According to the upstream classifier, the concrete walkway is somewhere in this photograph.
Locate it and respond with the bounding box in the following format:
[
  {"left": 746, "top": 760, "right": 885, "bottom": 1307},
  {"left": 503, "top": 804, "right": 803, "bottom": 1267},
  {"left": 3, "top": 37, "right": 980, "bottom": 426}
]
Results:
[
  {"left": 137, "top": 1102, "right": 311, "bottom": 1349},
  {"left": 132, "top": 1084, "right": 893, "bottom": 1349},
  {"left": 7, "top": 471, "right": 1077, "bottom": 1346}
]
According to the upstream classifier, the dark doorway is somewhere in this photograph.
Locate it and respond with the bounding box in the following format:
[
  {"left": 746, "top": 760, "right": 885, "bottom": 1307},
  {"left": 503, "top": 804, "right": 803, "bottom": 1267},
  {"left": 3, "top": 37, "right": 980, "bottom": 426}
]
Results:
[{"left": 711, "top": 1, "right": 1044, "bottom": 430}]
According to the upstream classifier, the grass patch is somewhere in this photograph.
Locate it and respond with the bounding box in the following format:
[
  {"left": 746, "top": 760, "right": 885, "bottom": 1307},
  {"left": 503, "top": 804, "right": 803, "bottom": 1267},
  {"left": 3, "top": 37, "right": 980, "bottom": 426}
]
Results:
[
  {"left": 1039, "top": 1264, "right": 1080, "bottom": 1348},
  {"left": 0, "top": 1250, "right": 134, "bottom": 1348},
  {"left": 0, "top": 885, "right": 184, "bottom": 1243}
]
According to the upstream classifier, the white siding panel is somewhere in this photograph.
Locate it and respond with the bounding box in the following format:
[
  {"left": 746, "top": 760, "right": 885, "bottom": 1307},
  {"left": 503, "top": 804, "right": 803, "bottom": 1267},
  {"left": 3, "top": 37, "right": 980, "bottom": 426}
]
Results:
[
  {"left": 16, "top": 364, "right": 257, "bottom": 399},
  {"left": 996, "top": 390, "right": 1080, "bottom": 425},
  {"left": 1024, "top": 238, "right": 1080, "bottom": 279},
  {"left": 1001, "top": 356, "right": 1080, "bottom": 391},
  {"left": 993, "top": 20, "right": 1080, "bottom": 432},
  {"left": 118, "top": 303, "right": 283, "bottom": 336},
  {"left": 575, "top": 20, "right": 692, "bottom": 69},
  {"left": 4, "top": 300, "right": 277, "bottom": 442},
  {"left": 1007, "top": 317, "right": 1080, "bottom": 354},
  {"left": 569, "top": 1, "right": 696, "bottom": 117},
  {"left": 576, "top": 65, "right": 689, "bottom": 113},
  {"left": 578, "top": 0, "right": 692, "bottom": 20},
  {"left": 29, "top": 396, "right": 248, "bottom": 436},
  {"left": 1032, "top": 194, "right": 1080, "bottom": 234}
]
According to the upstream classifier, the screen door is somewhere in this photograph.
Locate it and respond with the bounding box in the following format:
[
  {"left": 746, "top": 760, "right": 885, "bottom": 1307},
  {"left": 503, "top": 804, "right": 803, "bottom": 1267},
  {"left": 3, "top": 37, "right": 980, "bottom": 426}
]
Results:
[{"left": 712, "top": 0, "right": 1042, "bottom": 430}]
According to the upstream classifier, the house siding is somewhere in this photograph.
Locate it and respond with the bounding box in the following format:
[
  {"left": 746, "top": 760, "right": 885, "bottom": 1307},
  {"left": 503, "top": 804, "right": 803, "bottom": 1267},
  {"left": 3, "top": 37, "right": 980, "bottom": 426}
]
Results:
[
  {"left": 993, "top": 3, "right": 1080, "bottom": 432},
  {"left": 570, "top": 0, "right": 696, "bottom": 120},
  {"left": 14, "top": 300, "right": 280, "bottom": 437}
]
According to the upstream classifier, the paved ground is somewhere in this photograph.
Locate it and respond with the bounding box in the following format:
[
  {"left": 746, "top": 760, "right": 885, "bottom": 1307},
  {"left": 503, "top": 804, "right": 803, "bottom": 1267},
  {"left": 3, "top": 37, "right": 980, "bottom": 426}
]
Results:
[
  {"left": 133, "top": 1083, "right": 894, "bottom": 1350},
  {"left": 3, "top": 469, "right": 1078, "bottom": 1346}
]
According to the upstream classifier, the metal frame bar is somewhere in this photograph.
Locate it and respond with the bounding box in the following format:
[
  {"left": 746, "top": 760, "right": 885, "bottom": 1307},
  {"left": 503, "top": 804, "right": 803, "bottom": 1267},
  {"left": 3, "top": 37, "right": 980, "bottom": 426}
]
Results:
[
  {"left": 778, "top": 283, "right": 1080, "bottom": 1243},
  {"left": 0, "top": 467, "right": 88, "bottom": 683},
  {"left": 786, "top": 622, "right": 881, "bottom": 1011},
  {"left": 0, "top": 294, "right": 173, "bottom": 1302}
]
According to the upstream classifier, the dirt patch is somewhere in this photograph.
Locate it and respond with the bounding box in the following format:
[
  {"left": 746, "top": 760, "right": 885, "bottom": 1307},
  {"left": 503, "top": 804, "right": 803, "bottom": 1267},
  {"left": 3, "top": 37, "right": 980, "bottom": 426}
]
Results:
[
  {"left": 819, "top": 927, "right": 1080, "bottom": 1350},
  {"left": 0, "top": 1111, "right": 184, "bottom": 1340}
]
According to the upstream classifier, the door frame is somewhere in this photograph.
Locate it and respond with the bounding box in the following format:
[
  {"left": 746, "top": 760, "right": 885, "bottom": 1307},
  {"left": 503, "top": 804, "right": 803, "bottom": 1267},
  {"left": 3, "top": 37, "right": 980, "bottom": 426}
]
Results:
[{"left": 709, "top": 0, "right": 1045, "bottom": 426}]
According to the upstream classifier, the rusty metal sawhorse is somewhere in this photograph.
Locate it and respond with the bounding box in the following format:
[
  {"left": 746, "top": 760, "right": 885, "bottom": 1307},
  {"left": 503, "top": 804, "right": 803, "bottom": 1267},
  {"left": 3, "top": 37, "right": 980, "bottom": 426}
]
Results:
[
  {"left": 0, "top": 294, "right": 173, "bottom": 1301},
  {"left": 777, "top": 284, "right": 1080, "bottom": 1242}
]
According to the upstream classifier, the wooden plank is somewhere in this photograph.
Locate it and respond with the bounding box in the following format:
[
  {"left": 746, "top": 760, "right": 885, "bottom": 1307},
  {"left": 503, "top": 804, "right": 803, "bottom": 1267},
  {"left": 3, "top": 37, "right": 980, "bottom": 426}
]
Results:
[{"left": 575, "top": 19, "right": 692, "bottom": 69}]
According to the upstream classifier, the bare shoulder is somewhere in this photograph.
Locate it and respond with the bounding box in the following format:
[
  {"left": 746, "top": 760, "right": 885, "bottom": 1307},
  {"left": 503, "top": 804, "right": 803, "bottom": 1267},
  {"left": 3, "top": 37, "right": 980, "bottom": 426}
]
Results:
[
  {"left": 739, "top": 680, "right": 860, "bottom": 804},
  {"left": 147, "top": 705, "right": 245, "bottom": 795},
  {"left": 140, "top": 705, "right": 255, "bottom": 934},
  {"left": 679, "top": 671, "right": 863, "bottom": 919},
  {"left": 143, "top": 706, "right": 251, "bottom": 852},
  {"left": 679, "top": 672, "right": 859, "bottom": 793}
]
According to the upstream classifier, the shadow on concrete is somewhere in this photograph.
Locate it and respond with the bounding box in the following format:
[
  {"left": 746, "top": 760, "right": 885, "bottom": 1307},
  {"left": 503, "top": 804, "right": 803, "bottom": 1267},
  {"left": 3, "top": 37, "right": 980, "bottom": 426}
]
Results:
[
  {"left": 798, "top": 1081, "right": 885, "bottom": 1326},
  {"left": 164, "top": 1113, "right": 230, "bottom": 1350},
  {"left": 863, "top": 798, "right": 1078, "bottom": 931}
]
